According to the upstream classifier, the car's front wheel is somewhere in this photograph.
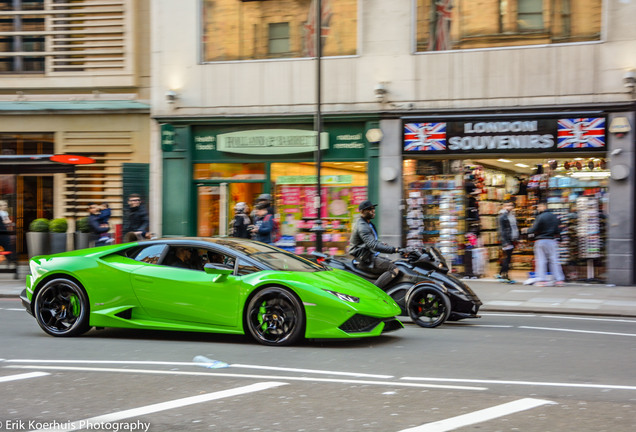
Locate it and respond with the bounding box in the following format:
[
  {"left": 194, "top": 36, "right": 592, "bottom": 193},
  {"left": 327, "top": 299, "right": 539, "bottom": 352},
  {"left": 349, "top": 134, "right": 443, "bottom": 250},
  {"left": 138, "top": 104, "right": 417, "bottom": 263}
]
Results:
[
  {"left": 34, "top": 278, "right": 90, "bottom": 337},
  {"left": 245, "top": 287, "right": 305, "bottom": 346}
]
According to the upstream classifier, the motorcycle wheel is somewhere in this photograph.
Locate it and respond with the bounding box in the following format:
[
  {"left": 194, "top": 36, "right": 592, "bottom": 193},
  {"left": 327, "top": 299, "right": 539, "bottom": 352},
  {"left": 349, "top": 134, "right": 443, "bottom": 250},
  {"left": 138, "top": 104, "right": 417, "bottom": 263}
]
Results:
[{"left": 407, "top": 286, "right": 451, "bottom": 328}]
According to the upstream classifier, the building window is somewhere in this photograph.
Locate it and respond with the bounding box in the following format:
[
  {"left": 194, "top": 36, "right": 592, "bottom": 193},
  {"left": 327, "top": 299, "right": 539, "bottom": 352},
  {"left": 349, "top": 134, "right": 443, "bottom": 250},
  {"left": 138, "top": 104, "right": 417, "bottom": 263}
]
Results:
[
  {"left": 268, "top": 22, "right": 290, "bottom": 57},
  {"left": 0, "top": 0, "right": 128, "bottom": 75},
  {"left": 517, "top": 0, "right": 544, "bottom": 31},
  {"left": 202, "top": 0, "right": 358, "bottom": 62},
  {"left": 415, "top": 0, "right": 602, "bottom": 52},
  {"left": 0, "top": 0, "right": 45, "bottom": 73}
]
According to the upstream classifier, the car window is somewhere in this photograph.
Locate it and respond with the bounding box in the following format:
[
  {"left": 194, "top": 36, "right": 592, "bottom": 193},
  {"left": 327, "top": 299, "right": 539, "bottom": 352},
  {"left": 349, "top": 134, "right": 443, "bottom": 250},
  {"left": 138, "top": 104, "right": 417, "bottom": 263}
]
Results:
[
  {"left": 132, "top": 244, "right": 167, "bottom": 264},
  {"left": 163, "top": 246, "right": 236, "bottom": 272},
  {"left": 236, "top": 259, "right": 261, "bottom": 276},
  {"left": 250, "top": 251, "right": 324, "bottom": 272}
]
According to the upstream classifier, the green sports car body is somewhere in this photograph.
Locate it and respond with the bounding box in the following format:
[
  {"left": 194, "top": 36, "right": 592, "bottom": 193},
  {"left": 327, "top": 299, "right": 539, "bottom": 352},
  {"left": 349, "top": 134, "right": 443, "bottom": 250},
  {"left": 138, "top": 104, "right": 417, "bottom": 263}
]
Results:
[{"left": 21, "top": 238, "right": 402, "bottom": 346}]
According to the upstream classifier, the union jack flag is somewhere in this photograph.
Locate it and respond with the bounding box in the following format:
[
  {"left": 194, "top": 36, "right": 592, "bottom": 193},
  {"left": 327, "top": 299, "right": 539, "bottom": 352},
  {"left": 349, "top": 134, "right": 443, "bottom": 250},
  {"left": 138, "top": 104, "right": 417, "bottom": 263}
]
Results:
[
  {"left": 557, "top": 118, "right": 606, "bottom": 149},
  {"left": 303, "top": 0, "right": 332, "bottom": 57},
  {"left": 428, "top": 0, "right": 453, "bottom": 51},
  {"left": 404, "top": 123, "right": 447, "bottom": 151}
]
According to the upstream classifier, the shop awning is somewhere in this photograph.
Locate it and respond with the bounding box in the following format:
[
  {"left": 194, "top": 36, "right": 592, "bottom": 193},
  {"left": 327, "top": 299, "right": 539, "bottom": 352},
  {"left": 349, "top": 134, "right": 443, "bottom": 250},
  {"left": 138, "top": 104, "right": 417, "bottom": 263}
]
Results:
[
  {"left": 0, "top": 155, "right": 77, "bottom": 175},
  {"left": 0, "top": 100, "right": 150, "bottom": 114}
]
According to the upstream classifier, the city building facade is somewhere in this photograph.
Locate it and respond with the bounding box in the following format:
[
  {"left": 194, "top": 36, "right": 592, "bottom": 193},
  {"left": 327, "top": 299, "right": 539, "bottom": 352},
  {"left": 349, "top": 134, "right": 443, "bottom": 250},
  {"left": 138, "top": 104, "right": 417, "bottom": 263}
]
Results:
[
  {"left": 151, "top": 0, "right": 636, "bottom": 285},
  {"left": 0, "top": 0, "right": 151, "bottom": 258}
]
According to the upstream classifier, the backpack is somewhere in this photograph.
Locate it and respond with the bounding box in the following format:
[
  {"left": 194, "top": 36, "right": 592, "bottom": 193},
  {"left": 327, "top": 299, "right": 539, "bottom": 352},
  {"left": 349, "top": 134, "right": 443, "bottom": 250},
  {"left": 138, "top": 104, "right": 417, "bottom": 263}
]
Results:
[{"left": 264, "top": 214, "right": 282, "bottom": 244}]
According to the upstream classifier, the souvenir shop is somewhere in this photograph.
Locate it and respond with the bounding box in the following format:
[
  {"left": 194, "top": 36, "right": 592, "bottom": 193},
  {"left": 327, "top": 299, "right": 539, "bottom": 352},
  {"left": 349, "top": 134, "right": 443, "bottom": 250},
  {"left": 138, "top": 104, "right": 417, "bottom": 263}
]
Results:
[{"left": 402, "top": 116, "right": 609, "bottom": 282}]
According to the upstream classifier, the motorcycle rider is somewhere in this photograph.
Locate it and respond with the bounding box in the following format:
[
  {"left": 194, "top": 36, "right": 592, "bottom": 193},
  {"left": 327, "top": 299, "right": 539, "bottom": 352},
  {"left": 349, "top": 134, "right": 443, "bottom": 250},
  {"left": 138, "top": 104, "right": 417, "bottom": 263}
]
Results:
[{"left": 348, "top": 200, "right": 403, "bottom": 290}]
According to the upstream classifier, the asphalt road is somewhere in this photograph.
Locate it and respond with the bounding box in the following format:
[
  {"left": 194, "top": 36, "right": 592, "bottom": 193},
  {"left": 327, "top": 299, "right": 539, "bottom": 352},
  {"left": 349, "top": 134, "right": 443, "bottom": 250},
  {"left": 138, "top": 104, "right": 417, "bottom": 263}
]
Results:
[{"left": 1, "top": 298, "right": 635, "bottom": 432}]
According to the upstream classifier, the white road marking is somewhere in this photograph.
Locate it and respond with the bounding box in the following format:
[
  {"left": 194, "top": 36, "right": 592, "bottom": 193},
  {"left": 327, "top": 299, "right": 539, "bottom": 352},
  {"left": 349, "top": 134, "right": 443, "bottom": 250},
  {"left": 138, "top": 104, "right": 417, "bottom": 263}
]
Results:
[
  {"left": 401, "top": 376, "right": 636, "bottom": 391},
  {"left": 543, "top": 315, "right": 636, "bottom": 324},
  {"left": 5, "top": 359, "right": 393, "bottom": 379},
  {"left": 450, "top": 324, "right": 513, "bottom": 328},
  {"left": 479, "top": 313, "right": 537, "bottom": 317},
  {"left": 397, "top": 398, "right": 556, "bottom": 432},
  {"left": 6, "top": 365, "right": 488, "bottom": 391},
  {"left": 230, "top": 363, "right": 393, "bottom": 379},
  {"left": 0, "top": 308, "right": 25, "bottom": 311},
  {"left": 0, "top": 371, "right": 49, "bottom": 383},
  {"left": 30, "top": 381, "right": 286, "bottom": 432},
  {"left": 520, "top": 325, "right": 636, "bottom": 337}
]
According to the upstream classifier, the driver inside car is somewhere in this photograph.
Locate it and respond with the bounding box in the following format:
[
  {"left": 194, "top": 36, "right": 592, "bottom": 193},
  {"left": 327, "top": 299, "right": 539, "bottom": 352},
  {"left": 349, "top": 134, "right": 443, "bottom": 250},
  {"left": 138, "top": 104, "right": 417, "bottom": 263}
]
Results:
[{"left": 348, "top": 200, "right": 404, "bottom": 290}]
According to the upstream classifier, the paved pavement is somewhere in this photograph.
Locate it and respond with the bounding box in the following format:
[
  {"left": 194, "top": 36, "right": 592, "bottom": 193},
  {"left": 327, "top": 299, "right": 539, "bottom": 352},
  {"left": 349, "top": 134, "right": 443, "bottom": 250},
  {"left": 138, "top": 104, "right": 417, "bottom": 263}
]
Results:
[{"left": 2, "top": 266, "right": 635, "bottom": 318}]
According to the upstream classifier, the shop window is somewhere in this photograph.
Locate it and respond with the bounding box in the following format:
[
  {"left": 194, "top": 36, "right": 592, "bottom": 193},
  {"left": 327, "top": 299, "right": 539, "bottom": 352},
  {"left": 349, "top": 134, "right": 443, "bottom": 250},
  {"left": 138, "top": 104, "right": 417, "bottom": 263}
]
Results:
[
  {"left": 270, "top": 162, "right": 368, "bottom": 256},
  {"left": 201, "top": 0, "right": 358, "bottom": 62},
  {"left": 415, "top": 0, "right": 602, "bottom": 52},
  {"left": 194, "top": 163, "right": 266, "bottom": 181}
]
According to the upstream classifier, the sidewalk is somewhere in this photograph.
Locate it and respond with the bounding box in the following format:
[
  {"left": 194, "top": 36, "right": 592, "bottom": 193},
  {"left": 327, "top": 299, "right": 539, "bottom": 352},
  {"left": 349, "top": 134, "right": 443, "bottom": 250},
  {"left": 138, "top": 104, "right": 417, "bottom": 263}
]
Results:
[{"left": 2, "top": 269, "right": 636, "bottom": 318}]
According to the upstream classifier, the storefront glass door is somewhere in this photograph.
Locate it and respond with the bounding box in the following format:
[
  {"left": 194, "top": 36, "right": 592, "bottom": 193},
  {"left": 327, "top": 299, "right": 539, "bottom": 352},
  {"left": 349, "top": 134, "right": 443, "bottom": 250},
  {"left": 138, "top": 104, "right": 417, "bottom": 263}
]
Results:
[
  {"left": 194, "top": 163, "right": 266, "bottom": 237},
  {"left": 196, "top": 182, "right": 264, "bottom": 237}
]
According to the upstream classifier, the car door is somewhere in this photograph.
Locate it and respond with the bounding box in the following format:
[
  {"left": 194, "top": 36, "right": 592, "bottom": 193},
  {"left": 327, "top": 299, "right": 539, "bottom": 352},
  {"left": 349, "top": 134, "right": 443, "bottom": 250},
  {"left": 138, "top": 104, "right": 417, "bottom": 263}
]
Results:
[{"left": 130, "top": 245, "right": 244, "bottom": 327}]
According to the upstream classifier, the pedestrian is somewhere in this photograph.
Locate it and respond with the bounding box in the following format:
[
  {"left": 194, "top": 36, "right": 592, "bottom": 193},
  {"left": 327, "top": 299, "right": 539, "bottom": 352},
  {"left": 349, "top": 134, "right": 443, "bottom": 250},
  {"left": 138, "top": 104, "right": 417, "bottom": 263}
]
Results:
[
  {"left": 348, "top": 200, "right": 403, "bottom": 290},
  {"left": 250, "top": 204, "right": 274, "bottom": 244},
  {"left": 230, "top": 202, "right": 252, "bottom": 239},
  {"left": 123, "top": 193, "right": 150, "bottom": 241},
  {"left": 88, "top": 203, "right": 110, "bottom": 246},
  {"left": 527, "top": 200, "right": 565, "bottom": 286},
  {"left": 96, "top": 202, "right": 113, "bottom": 244},
  {"left": 496, "top": 198, "right": 519, "bottom": 283},
  {"left": 0, "top": 200, "right": 13, "bottom": 260}
]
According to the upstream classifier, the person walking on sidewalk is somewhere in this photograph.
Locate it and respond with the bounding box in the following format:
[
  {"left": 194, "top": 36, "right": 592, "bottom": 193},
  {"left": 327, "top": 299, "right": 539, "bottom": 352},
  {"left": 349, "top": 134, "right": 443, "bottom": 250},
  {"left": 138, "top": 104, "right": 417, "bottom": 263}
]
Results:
[
  {"left": 527, "top": 200, "right": 565, "bottom": 286},
  {"left": 496, "top": 198, "right": 519, "bottom": 283}
]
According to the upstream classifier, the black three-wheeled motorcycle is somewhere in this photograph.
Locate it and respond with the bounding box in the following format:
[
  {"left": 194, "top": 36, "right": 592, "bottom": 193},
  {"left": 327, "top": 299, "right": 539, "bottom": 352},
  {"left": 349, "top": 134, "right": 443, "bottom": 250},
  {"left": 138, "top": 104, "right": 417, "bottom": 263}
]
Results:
[{"left": 314, "top": 247, "right": 481, "bottom": 328}]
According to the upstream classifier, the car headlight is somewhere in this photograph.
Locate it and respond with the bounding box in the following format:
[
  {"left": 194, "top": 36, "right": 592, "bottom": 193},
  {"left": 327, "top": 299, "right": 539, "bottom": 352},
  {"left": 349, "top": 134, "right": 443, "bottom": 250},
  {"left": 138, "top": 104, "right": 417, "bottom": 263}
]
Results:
[{"left": 324, "top": 290, "right": 360, "bottom": 303}]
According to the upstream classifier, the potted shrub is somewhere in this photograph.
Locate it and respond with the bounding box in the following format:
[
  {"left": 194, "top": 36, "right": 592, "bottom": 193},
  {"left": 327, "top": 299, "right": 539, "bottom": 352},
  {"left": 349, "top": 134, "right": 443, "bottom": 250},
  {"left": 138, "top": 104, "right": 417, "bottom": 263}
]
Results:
[
  {"left": 26, "top": 218, "right": 50, "bottom": 258},
  {"left": 74, "top": 217, "right": 92, "bottom": 250},
  {"left": 49, "top": 218, "right": 68, "bottom": 254}
]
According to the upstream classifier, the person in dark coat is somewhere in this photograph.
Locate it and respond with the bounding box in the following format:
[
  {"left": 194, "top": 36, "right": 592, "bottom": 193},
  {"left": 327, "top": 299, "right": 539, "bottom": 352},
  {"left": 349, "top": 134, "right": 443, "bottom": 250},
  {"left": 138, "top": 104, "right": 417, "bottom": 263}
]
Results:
[
  {"left": 527, "top": 201, "right": 565, "bottom": 286},
  {"left": 250, "top": 204, "right": 274, "bottom": 244},
  {"left": 123, "top": 193, "right": 150, "bottom": 241},
  {"left": 230, "top": 202, "right": 252, "bottom": 239},
  {"left": 496, "top": 198, "right": 519, "bottom": 283},
  {"left": 88, "top": 203, "right": 110, "bottom": 246},
  {"left": 348, "top": 200, "right": 403, "bottom": 290}
]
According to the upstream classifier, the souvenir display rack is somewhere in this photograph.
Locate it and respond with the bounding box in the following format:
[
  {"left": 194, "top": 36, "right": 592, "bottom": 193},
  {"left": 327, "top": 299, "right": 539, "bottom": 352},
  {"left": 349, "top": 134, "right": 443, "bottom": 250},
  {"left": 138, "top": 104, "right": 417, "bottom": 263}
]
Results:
[{"left": 404, "top": 175, "right": 464, "bottom": 268}]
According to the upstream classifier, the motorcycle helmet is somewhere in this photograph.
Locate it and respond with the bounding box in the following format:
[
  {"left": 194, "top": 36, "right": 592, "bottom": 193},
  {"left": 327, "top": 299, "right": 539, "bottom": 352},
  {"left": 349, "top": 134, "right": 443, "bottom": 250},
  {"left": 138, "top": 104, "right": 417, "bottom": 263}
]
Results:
[{"left": 234, "top": 202, "right": 248, "bottom": 213}]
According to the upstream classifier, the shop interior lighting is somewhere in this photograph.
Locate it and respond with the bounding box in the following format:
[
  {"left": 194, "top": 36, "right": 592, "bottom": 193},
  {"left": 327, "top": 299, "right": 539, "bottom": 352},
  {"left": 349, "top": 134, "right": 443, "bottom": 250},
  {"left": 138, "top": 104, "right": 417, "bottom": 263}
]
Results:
[
  {"left": 514, "top": 163, "right": 530, "bottom": 168},
  {"left": 569, "top": 171, "right": 611, "bottom": 178},
  {"left": 497, "top": 158, "right": 512, "bottom": 163}
]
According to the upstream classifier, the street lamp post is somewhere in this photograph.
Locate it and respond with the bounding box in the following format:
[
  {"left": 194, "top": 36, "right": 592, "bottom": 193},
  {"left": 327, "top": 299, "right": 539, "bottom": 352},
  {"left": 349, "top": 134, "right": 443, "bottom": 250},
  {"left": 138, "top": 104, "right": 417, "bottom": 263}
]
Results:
[{"left": 312, "top": 0, "right": 325, "bottom": 252}]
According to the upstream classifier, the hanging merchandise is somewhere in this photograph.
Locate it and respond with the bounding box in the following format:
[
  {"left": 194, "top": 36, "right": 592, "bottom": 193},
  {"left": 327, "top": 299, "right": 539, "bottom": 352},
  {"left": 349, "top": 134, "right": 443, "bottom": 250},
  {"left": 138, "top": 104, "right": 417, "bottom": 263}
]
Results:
[{"left": 576, "top": 196, "right": 602, "bottom": 259}]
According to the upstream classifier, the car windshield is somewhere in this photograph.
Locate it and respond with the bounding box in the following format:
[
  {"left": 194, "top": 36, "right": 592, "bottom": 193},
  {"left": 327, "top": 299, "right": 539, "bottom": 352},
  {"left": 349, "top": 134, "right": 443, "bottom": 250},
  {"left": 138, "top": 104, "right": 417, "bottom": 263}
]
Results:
[{"left": 250, "top": 251, "right": 325, "bottom": 272}]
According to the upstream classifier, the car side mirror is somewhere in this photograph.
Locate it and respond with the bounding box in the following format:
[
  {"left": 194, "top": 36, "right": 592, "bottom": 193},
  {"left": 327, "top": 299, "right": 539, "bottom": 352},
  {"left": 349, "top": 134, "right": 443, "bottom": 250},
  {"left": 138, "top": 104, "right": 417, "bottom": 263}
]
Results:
[{"left": 204, "top": 263, "right": 233, "bottom": 281}]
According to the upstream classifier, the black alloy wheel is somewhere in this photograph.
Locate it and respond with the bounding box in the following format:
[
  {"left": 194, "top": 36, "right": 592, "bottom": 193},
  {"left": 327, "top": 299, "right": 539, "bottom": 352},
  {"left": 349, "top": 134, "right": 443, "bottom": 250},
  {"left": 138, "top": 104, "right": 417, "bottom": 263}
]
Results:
[
  {"left": 407, "top": 286, "right": 451, "bottom": 328},
  {"left": 34, "top": 278, "right": 90, "bottom": 337},
  {"left": 245, "top": 287, "right": 305, "bottom": 346}
]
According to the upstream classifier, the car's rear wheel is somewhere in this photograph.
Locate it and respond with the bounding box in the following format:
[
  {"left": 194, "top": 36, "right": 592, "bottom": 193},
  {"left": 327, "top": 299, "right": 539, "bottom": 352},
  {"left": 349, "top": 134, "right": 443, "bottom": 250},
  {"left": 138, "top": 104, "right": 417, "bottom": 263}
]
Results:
[
  {"left": 34, "top": 278, "right": 90, "bottom": 337},
  {"left": 245, "top": 287, "right": 305, "bottom": 346}
]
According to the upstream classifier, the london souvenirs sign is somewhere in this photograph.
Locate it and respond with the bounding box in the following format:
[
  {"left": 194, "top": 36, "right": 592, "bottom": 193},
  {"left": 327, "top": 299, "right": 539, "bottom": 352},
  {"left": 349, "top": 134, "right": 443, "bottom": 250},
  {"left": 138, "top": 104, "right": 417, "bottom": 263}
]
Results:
[{"left": 403, "top": 118, "right": 606, "bottom": 154}]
